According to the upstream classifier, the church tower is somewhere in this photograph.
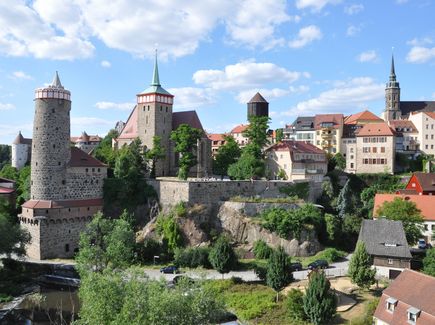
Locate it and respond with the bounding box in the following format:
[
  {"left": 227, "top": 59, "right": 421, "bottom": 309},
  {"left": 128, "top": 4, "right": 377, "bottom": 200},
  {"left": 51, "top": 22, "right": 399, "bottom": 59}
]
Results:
[
  {"left": 31, "top": 72, "right": 71, "bottom": 200},
  {"left": 136, "top": 52, "right": 174, "bottom": 176},
  {"left": 384, "top": 55, "right": 401, "bottom": 121}
]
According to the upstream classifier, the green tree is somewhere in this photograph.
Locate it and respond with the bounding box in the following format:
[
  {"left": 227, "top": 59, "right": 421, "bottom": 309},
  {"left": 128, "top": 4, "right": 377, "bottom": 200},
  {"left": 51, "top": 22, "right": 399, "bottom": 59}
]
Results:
[
  {"left": 336, "top": 178, "right": 352, "bottom": 218},
  {"left": 213, "top": 135, "right": 241, "bottom": 178},
  {"left": 333, "top": 153, "right": 346, "bottom": 170},
  {"left": 376, "top": 197, "right": 424, "bottom": 245},
  {"left": 0, "top": 145, "right": 11, "bottom": 170},
  {"left": 227, "top": 152, "right": 264, "bottom": 180},
  {"left": 286, "top": 289, "right": 306, "bottom": 322},
  {"left": 208, "top": 235, "right": 237, "bottom": 278},
  {"left": 253, "top": 239, "right": 273, "bottom": 259},
  {"left": 348, "top": 241, "right": 376, "bottom": 289},
  {"left": 275, "top": 128, "right": 284, "bottom": 143},
  {"left": 17, "top": 166, "right": 31, "bottom": 205},
  {"left": 0, "top": 198, "right": 30, "bottom": 256},
  {"left": 324, "top": 213, "right": 342, "bottom": 243},
  {"left": 266, "top": 246, "right": 293, "bottom": 302},
  {"left": 242, "top": 115, "right": 270, "bottom": 157},
  {"left": 0, "top": 164, "right": 18, "bottom": 181},
  {"left": 423, "top": 248, "right": 435, "bottom": 277},
  {"left": 156, "top": 214, "right": 184, "bottom": 253},
  {"left": 145, "top": 136, "right": 166, "bottom": 178},
  {"left": 170, "top": 124, "right": 203, "bottom": 180},
  {"left": 114, "top": 139, "right": 146, "bottom": 181},
  {"left": 94, "top": 129, "right": 119, "bottom": 168},
  {"left": 79, "top": 268, "right": 224, "bottom": 325},
  {"left": 303, "top": 271, "right": 337, "bottom": 325},
  {"left": 75, "top": 212, "right": 135, "bottom": 275}
]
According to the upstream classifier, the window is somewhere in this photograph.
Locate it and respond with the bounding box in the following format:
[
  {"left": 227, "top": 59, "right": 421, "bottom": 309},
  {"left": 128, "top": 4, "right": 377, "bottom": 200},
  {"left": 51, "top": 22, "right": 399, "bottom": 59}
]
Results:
[
  {"left": 388, "top": 259, "right": 393, "bottom": 265},
  {"left": 372, "top": 147, "right": 377, "bottom": 153},
  {"left": 386, "top": 297, "right": 397, "bottom": 312},
  {"left": 65, "top": 244, "right": 70, "bottom": 252},
  {"left": 350, "top": 163, "right": 354, "bottom": 168},
  {"left": 350, "top": 148, "right": 354, "bottom": 153},
  {"left": 381, "top": 147, "right": 385, "bottom": 153},
  {"left": 426, "top": 145, "right": 429, "bottom": 149},
  {"left": 426, "top": 134, "right": 429, "bottom": 140},
  {"left": 363, "top": 147, "right": 370, "bottom": 153},
  {"left": 350, "top": 155, "right": 354, "bottom": 159},
  {"left": 407, "top": 307, "right": 420, "bottom": 323}
]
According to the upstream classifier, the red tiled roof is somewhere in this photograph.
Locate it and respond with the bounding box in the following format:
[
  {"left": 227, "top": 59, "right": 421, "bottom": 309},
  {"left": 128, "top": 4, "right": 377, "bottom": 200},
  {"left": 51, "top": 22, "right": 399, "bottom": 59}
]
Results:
[
  {"left": 267, "top": 140, "right": 325, "bottom": 154},
  {"left": 230, "top": 124, "right": 248, "bottom": 134},
  {"left": 12, "top": 132, "right": 32, "bottom": 145},
  {"left": 0, "top": 187, "right": 15, "bottom": 194},
  {"left": 117, "top": 105, "right": 138, "bottom": 140},
  {"left": 172, "top": 111, "right": 204, "bottom": 131},
  {"left": 207, "top": 133, "right": 226, "bottom": 141},
  {"left": 389, "top": 120, "right": 417, "bottom": 131},
  {"left": 69, "top": 147, "right": 106, "bottom": 167},
  {"left": 374, "top": 270, "right": 435, "bottom": 325},
  {"left": 410, "top": 172, "right": 435, "bottom": 192},
  {"left": 356, "top": 122, "right": 395, "bottom": 136},
  {"left": 344, "top": 110, "right": 382, "bottom": 125},
  {"left": 373, "top": 193, "right": 435, "bottom": 221},
  {"left": 22, "top": 198, "right": 103, "bottom": 209},
  {"left": 425, "top": 112, "right": 435, "bottom": 119},
  {"left": 314, "top": 114, "right": 343, "bottom": 130}
]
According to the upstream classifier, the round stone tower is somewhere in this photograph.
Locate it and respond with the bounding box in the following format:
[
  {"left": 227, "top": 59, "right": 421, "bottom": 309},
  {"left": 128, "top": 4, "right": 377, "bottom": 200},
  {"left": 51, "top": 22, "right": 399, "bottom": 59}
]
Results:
[{"left": 31, "top": 72, "right": 71, "bottom": 200}]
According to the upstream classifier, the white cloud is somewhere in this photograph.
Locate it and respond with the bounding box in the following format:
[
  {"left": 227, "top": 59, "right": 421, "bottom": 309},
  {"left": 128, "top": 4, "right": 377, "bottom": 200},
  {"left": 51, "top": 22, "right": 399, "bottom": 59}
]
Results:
[
  {"left": 11, "top": 71, "right": 33, "bottom": 80},
  {"left": 168, "top": 87, "right": 216, "bottom": 109},
  {"left": 284, "top": 77, "right": 384, "bottom": 116},
  {"left": 357, "top": 50, "right": 378, "bottom": 63},
  {"left": 289, "top": 25, "right": 322, "bottom": 49},
  {"left": 346, "top": 25, "right": 361, "bottom": 37},
  {"left": 295, "top": 0, "right": 342, "bottom": 12},
  {"left": 0, "top": 1, "right": 94, "bottom": 60},
  {"left": 0, "top": 103, "right": 15, "bottom": 110},
  {"left": 0, "top": 1, "right": 298, "bottom": 60},
  {"left": 236, "top": 86, "right": 309, "bottom": 104},
  {"left": 100, "top": 60, "right": 111, "bottom": 68},
  {"left": 225, "top": 0, "right": 290, "bottom": 49},
  {"left": 193, "top": 60, "right": 309, "bottom": 91},
  {"left": 407, "top": 37, "right": 433, "bottom": 46},
  {"left": 344, "top": 4, "right": 364, "bottom": 15},
  {"left": 406, "top": 46, "right": 435, "bottom": 63},
  {"left": 0, "top": 122, "right": 32, "bottom": 144},
  {"left": 95, "top": 101, "right": 134, "bottom": 111}
]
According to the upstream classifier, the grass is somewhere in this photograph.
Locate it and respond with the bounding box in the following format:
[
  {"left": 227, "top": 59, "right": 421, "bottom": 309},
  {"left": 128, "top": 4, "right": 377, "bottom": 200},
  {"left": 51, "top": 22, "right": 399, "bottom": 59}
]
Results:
[
  {"left": 229, "top": 195, "right": 302, "bottom": 204},
  {"left": 292, "top": 248, "right": 347, "bottom": 268}
]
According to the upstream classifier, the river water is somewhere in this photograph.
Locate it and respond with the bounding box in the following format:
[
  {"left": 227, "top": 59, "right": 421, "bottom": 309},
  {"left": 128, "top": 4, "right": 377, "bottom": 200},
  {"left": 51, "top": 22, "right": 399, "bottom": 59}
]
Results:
[{"left": 0, "top": 286, "right": 79, "bottom": 325}]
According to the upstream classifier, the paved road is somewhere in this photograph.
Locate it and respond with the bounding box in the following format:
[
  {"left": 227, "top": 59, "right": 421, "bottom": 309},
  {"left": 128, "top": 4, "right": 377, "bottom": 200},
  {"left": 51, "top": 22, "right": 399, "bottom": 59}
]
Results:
[{"left": 145, "top": 254, "right": 352, "bottom": 282}]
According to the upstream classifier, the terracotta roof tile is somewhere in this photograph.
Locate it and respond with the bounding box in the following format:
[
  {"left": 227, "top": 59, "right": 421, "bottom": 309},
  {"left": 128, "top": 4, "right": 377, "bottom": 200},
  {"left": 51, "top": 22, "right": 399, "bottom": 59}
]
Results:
[
  {"left": 389, "top": 120, "right": 417, "bottom": 132},
  {"left": 411, "top": 172, "right": 435, "bottom": 192},
  {"left": 117, "top": 105, "right": 138, "bottom": 139},
  {"left": 425, "top": 112, "right": 435, "bottom": 119},
  {"left": 0, "top": 187, "right": 15, "bottom": 194},
  {"left": 344, "top": 110, "right": 382, "bottom": 125},
  {"left": 22, "top": 198, "right": 103, "bottom": 209},
  {"left": 207, "top": 133, "right": 226, "bottom": 141},
  {"left": 68, "top": 147, "right": 107, "bottom": 167},
  {"left": 373, "top": 193, "right": 435, "bottom": 221},
  {"left": 267, "top": 140, "right": 325, "bottom": 155},
  {"left": 230, "top": 124, "right": 248, "bottom": 134},
  {"left": 374, "top": 270, "right": 435, "bottom": 324},
  {"left": 356, "top": 122, "right": 395, "bottom": 136}
]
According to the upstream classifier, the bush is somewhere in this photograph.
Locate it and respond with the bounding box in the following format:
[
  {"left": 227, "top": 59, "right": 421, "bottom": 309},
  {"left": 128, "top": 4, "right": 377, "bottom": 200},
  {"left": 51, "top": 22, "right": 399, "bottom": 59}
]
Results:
[
  {"left": 279, "top": 182, "right": 310, "bottom": 200},
  {"left": 136, "top": 238, "right": 162, "bottom": 263},
  {"left": 174, "top": 201, "right": 187, "bottom": 218},
  {"left": 253, "top": 240, "right": 273, "bottom": 259},
  {"left": 174, "top": 247, "right": 211, "bottom": 268},
  {"left": 321, "top": 248, "right": 346, "bottom": 263},
  {"left": 286, "top": 289, "right": 306, "bottom": 321}
]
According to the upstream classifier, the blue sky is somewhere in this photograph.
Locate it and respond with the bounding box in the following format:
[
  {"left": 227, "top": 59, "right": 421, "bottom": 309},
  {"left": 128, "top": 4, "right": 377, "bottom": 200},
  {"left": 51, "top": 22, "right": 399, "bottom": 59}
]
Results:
[{"left": 1, "top": 0, "right": 435, "bottom": 144}]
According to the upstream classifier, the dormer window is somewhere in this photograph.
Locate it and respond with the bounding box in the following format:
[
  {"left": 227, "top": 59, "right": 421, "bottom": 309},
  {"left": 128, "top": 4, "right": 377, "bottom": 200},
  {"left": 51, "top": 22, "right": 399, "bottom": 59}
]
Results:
[
  {"left": 386, "top": 297, "right": 397, "bottom": 312},
  {"left": 407, "top": 307, "right": 420, "bottom": 323}
]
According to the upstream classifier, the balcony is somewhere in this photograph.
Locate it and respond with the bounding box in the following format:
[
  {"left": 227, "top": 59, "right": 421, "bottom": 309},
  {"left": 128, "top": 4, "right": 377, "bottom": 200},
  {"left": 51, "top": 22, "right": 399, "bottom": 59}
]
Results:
[
  {"left": 292, "top": 168, "right": 306, "bottom": 175},
  {"left": 306, "top": 169, "right": 324, "bottom": 174}
]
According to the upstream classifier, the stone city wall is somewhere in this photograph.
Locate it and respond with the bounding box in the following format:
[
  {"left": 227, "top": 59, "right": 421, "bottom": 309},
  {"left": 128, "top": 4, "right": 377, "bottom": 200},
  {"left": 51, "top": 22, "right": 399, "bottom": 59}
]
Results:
[
  {"left": 149, "top": 179, "right": 321, "bottom": 207},
  {"left": 64, "top": 167, "right": 106, "bottom": 200}
]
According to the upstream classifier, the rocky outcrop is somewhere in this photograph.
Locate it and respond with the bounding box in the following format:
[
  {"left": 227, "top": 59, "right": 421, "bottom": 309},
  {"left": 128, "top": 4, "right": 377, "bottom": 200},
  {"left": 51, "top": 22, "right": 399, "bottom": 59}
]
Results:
[{"left": 216, "top": 201, "right": 321, "bottom": 257}]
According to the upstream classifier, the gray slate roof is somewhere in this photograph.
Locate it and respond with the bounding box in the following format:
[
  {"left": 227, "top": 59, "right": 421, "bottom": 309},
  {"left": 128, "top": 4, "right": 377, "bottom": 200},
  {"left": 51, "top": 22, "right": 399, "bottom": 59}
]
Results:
[
  {"left": 400, "top": 101, "right": 435, "bottom": 117},
  {"left": 290, "top": 116, "right": 315, "bottom": 131},
  {"left": 358, "top": 219, "right": 412, "bottom": 259}
]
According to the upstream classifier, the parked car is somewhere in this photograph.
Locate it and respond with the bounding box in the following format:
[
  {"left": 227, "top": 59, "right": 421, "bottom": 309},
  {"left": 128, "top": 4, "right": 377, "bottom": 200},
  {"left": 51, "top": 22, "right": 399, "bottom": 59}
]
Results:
[
  {"left": 418, "top": 239, "right": 429, "bottom": 249},
  {"left": 160, "top": 265, "right": 179, "bottom": 274},
  {"left": 307, "top": 259, "right": 329, "bottom": 270},
  {"left": 290, "top": 262, "right": 303, "bottom": 272}
]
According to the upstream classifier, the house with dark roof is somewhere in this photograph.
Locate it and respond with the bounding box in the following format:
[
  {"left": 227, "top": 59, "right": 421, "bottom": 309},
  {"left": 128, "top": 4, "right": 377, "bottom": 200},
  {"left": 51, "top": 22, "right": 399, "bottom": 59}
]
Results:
[
  {"left": 265, "top": 140, "right": 327, "bottom": 182},
  {"left": 113, "top": 54, "right": 211, "bottom": 178},
  {"left": 0, "top": 177, "right": 16, "bottom": 207},
  {"left": 373, "top": 269, "right": 435, "bottom": 325},
  {"left": 374, "top": 193, "right": 435, "bottom": 244},
  {"left": 388, "top": 120, "right": 419, "bottom": 152},
  {"left": 401, "top": 172, "right": 435, "bottom": 195},
  {"left": 358, "top": 219, "right": 412, "bottom": 279},
  {"left": 283, "top": 116, "right": 316, "bottom": 145},
  {"left": 71, "top": 131, "right": 102, "bottom": 154}
]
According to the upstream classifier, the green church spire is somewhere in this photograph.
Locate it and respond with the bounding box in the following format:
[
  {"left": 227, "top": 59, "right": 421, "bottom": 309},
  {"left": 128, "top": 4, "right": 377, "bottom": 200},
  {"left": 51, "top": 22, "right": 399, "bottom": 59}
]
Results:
[{"left": 151, "top": 49, "right": 160, "bottom": 86}]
